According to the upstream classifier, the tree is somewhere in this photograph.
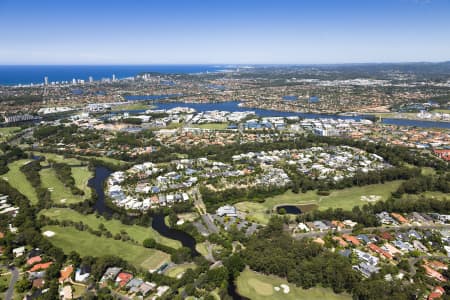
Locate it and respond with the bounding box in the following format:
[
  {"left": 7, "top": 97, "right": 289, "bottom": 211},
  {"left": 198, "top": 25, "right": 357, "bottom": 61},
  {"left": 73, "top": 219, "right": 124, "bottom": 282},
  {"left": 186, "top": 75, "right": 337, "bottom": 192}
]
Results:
[{"left": 143, "top": 238, "right": 157, "bottom": 248}]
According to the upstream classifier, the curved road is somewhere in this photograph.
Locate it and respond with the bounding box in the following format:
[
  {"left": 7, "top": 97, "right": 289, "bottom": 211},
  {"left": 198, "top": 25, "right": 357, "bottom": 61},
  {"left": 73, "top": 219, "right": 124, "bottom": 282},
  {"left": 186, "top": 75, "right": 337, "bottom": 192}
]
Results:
[{"left": 4, "top": 267, "right": 19, "bottom": 300}]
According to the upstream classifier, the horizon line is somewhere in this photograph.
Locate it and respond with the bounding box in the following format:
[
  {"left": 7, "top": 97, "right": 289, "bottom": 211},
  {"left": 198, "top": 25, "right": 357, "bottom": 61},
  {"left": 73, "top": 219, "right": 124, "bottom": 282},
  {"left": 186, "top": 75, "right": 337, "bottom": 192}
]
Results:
[{"left": 0, "top": 60, "right": 449, "bottom": 67}]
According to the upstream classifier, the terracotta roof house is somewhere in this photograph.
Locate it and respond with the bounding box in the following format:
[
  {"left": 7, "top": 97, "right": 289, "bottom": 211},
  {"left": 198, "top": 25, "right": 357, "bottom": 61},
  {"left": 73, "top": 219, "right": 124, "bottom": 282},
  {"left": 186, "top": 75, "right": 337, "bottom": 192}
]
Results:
[
  {"left": 391, "top": 213, "right": 408, "bottom": 224},
  {"left": 59, "top": 265, "right": 74, "bottom": 283},
  {"left": 424, "top": 265, "right": 447, "bottom": 282},
  {"left": 367, "top": 243, "right": 393, "bottom": 260},
  {"left": 27, "top": 256, "right": 42, "bottom": 265},
  {"left": 29, "top": 262, "right": 53, "bottom": 272},
  {"left": 379, "top": 231, "right": 394, "bottom": 241},
  {"left": 428, "top": 286, "right": 445, "bottom": 300},
  {"left": 32, "top": 278, "right": 45, "bottom": 289},
  {"left": 342, "top": 234, "right": 361, "bottom": 246},
  {"left": 116, "top": 272, "right": 133, "bottom": 287}
]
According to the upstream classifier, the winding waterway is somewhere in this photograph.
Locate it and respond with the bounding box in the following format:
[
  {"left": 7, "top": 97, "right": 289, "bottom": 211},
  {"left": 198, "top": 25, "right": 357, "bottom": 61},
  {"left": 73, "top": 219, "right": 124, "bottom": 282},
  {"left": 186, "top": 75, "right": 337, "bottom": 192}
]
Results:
[
  {"left": 88, "top": 166, "right": 244, "bottom": 299},
  {"left": 120, "top": 100, "right": 450, "bottom": 129}
]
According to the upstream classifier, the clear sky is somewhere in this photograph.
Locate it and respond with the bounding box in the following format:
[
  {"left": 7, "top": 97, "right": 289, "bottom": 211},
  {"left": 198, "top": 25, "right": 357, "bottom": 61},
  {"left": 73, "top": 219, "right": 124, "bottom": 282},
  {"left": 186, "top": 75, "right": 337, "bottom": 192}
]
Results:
[{"left": 0, "top": 0, "right": 449, "bottom": 64}]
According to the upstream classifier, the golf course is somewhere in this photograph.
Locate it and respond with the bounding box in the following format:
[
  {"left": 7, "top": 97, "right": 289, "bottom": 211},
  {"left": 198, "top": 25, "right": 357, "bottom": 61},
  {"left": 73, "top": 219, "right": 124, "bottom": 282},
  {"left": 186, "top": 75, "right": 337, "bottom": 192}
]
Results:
[
  {"left": 40, "top": 208, "right": 182, "bottom": 249},
  {"left": 42, "top": 225, "right": 170, "bottom": 270},
  {"left": 236, "top": 268, "right": 351, "bottom": 300},
  {"left": 236, "top": 180, "right": 403, "bottom": 224}
]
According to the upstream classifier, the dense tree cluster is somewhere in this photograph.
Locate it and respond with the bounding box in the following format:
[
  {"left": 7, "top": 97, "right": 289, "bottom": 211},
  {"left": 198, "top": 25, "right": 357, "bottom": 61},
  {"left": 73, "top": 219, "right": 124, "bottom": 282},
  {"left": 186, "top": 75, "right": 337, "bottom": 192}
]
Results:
[
  {"left": 243, "top": 217, "right": 423, "bottom": 299},
  {"left": 51, "top": 161, "right": 85, "bottom": 195}
]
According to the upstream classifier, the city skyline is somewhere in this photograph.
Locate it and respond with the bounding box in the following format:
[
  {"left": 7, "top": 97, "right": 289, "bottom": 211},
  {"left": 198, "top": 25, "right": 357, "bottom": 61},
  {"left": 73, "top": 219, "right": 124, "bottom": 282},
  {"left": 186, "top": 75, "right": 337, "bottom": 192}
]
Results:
[{"left": 0, "top": 0, "right": 450, "bottom": 64}]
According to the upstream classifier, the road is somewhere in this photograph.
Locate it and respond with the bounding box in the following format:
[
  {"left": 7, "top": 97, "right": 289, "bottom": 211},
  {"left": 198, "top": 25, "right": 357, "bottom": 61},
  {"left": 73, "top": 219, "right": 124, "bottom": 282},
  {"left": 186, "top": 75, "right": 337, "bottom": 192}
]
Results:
[{"left": 4, "top": 267, "right": 19, "bottom": 300}]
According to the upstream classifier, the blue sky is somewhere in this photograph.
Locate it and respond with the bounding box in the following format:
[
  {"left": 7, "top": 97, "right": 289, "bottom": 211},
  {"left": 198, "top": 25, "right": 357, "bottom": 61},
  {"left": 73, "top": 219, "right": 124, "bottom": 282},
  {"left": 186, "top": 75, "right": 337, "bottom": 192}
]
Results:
[{"left": 0, "top": 0, "right": 449, "bottom": 64}]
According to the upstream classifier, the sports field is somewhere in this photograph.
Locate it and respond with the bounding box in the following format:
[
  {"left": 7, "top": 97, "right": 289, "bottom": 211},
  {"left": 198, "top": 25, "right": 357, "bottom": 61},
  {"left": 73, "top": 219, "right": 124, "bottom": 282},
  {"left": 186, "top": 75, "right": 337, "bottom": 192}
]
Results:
[
  {"left": 42, "top": 225, "right": 170, "bottom": 270},
  {"left": 236, "top": 268, "right": 351, "bottom": 300},
  {"left": 40, "top": 208, "right": 181, "bottom": 249},
  {"left": 2, "top": 160, "right": 39, "bottom": 204}
]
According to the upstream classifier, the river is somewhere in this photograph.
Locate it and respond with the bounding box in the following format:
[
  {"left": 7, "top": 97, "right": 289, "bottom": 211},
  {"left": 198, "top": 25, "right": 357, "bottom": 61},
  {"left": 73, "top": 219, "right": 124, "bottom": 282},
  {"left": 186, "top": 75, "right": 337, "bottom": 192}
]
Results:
[
  {"left": 119, "top": 100, "right": 450, "bottom": 129},
  {"left": 88, "top": 166, "right": 244, "bottom": 299}
]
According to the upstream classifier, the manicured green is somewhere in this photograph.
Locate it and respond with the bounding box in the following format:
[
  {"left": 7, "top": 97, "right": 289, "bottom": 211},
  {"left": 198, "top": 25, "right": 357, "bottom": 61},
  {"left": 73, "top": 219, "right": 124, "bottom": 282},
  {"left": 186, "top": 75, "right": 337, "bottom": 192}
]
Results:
[
  {"left": 39, "top": 168, "right": 87, "bottom": 204},
  {"left": 40, "top": 208, "right": 182, "bottom": 249},
  {"left": 32, "top": 152, "right": 83, "bottom": 165},
  {"left": 111, "top": 103, "right": 154, "bottom": 111},
  {"left": 0, "top": 127, "right": 21, "bottom": 142},
  {"left": 2, "top": 160, "right": 39, "bottom": 204},
  {"left": 236, "top": 268, "right": 351, "bottom": 300},
  {"left": 236, "top": 181, "right": 403, "bottom": 224},
  {"left": 78, "top": 155, "right": 128, "bottom": 167},
  {"left": 195, "top": 242, "right": 209, "bottom": 257},
  {"left": 71, "top": 166, "right": 93, "bottom": 199},
  {"left": 42, "top": 225, "right": 170, "bottom": 270},
  {"left": 195, "top": 123, "right": 229, "bottom": 130},
  {"left": 165, "top": 263, "right": 197, "bottom": 278}
]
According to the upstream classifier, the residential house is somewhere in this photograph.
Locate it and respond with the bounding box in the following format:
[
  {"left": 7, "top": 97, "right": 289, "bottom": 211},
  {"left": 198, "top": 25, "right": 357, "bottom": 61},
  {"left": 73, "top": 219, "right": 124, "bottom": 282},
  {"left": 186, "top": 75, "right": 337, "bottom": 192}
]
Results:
[
  {"left": 59, "top": 265, "right": 74, "bottom": 284},
  {"left": 75, "top": 266, "right": 91, "bottom": 283},
  {"left": 424, "top": 265, "right": 447, "bottom": 282},
  {"left": 343, "top": 234, "right": 361, "bottom": 246},
  {"left": 116, "top": 272, "right": 133, "bottom": 288}
]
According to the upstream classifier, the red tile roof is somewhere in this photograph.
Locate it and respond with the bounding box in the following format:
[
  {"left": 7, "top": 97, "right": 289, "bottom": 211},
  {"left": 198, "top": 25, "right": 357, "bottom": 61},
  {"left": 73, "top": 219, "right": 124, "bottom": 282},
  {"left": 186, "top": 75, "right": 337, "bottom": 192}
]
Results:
[{"left": 29, "top": 262, "right": 53, "bottom": 272}]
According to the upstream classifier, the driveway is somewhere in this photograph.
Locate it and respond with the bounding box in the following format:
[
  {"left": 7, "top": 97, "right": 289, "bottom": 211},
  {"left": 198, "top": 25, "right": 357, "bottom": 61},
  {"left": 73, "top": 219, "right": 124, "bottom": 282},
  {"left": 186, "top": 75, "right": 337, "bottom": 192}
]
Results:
[{"left": 5, "top": 267, "right": 19, "bottom": 300}]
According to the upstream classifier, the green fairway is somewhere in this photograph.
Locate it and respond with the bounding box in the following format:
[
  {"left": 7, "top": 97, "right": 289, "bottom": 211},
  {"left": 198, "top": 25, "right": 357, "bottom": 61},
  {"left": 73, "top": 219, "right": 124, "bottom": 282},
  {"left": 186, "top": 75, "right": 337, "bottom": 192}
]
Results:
[
  {"left": 195, "top": 242, "right": 209, "bottom": 257},
  {"left": 165, "top": 263, "right": 197, "bottom": 278},
  {"left": 0, "top": 127, "right": 21, "bottom": 142},
  {"left": 32, "top": 152, "right": 84, "bottom": 166},
  {"left": 195, "top": 123, "right": 229, "bottom": 130},
  {"left": 236, "top": 181, "right": 403, "bottom": 224},
  {"left": 111, "top": 102, "right": 154, "bottom": 111},
  {"left": 40, "top": 168, "right": 87, "bottom": 204},
  {"left": 71, "top": 166, "right": 93, "bottom": 198},
  {"left": 40, "top": 208, "right": 182, "bottom": 249},
  {"left": 42, "top": 225, "right": 170, "bottom": 270},
  {"left": 2, "top": 160, "right": 39, "bottom": 204},
  {"left": 78, "top": 155, "right": 129, "bottom": 167},
  {"left": 236, "top": 268, "right": 351, "bottom": 300}
]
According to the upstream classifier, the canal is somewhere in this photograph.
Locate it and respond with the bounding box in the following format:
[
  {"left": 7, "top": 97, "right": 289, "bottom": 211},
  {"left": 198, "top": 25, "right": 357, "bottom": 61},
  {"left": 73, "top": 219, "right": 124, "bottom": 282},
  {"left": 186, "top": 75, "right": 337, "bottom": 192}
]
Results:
[{"left": 88, "top": 166, "right": 244, "bottom": 299}]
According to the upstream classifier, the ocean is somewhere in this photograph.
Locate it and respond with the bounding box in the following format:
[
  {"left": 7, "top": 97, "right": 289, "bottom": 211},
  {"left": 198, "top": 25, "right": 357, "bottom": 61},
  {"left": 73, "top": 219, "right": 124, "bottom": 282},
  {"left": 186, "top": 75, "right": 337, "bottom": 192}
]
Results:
[{"left": 0, "top": 65, "right": 227, "bottom": 86}]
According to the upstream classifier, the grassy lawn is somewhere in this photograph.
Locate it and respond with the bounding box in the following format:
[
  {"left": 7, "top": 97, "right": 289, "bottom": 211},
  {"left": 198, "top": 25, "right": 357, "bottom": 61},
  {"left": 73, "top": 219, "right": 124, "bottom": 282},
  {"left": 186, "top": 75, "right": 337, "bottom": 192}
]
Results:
[
  {"left": 0, "top": 127, "right": 21, "bottom": 142},
  {"left": 78, "top": 155, "right": 129, "bottom": 167},
  {"left": 40, "top": 168, "right": 87, "bottom": 204},
  {"left": 72, "top": 285, "right": 87, "bottom": 298},
  {"left": 71, "top": 166, "right": 93, "bottom": 198},
  {"left": 432, "top": 109, "right": 450, "bottom": 114},
  {"left": 111, "top": 102, "right": 154, "bottom": 111},
  {"left": 195, "top": 242, "right": 209, "bottom": 257},
  {"left": 164, "top": 122, "right": 184, "bottom": 129},
  {"left": 42, "top": 225, "right": 170, "bottom": 270},
  {"left": 2, "top": 159, "right": 39, "bottom": 204},
  {"left": 236, "top": 268, "right": 351, "bottom": 300},
  {"left": 236, "top": 181, "right": 403, "bottom": 224},
  {"left": 165, "top": 263, "right": 197, "bottom": 278},
  {"left": 32, "top": 152, "right": 83, "bottom": 166},
  {"left": 195, "top": 123, "right": 229, "bottom": 130},
  {"left": 40, "top": 208, "right": 182, "bottom": 249}
]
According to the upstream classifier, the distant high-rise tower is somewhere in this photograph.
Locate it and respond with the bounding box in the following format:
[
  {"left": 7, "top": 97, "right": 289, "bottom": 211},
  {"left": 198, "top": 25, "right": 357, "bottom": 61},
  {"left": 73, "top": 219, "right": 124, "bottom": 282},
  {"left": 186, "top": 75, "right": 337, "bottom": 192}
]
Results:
[
  {"left": 72, "top": 78, "right": 77, "bottom": 85},
  {"left": 89, "top": 76, "right": 93, "bottom": 83},
  {"left": 112, "top": 74, "right": 116, "bottom": 81},
  {"left": 44, "top": 76, "right": 48, "bottom": 85}
]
